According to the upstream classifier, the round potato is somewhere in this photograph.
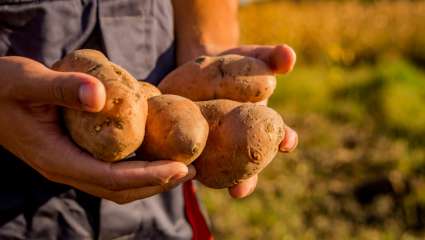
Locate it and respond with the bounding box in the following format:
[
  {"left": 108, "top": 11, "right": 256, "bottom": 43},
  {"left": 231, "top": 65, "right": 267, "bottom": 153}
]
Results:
[
  {"left": 138, "top": 94, "right": 209, "bottom": 165},
  {"left": 195, "top": 100, "right": 285, "bottom": 188},
  {"left": 52, "top": 49, "right": 148, "bottom": 162},
  {"left": 158, "top": 54, "right": 276, "bottom": 103}
]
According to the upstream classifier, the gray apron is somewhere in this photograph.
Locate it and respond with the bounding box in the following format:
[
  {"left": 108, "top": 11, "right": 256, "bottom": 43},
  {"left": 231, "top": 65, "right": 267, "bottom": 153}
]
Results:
[{"left": 0, "top": 1, "right": 194, "bottom": 239}]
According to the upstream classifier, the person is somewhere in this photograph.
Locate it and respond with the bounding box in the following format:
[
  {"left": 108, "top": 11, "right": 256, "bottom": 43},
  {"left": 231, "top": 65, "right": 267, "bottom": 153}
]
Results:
[{"left": 0, "top": 0, "right": 298, "bottom": 239}]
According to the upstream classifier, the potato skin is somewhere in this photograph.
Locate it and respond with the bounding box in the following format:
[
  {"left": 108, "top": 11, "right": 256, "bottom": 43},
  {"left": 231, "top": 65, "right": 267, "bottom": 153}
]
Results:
[
  {"left": 158, "top": 55, "right": 276, "bottom": 103},
  {"left": 138, "top": 81, "right": 162, "bottom": 99},
  {"left": 53, "top": 49, "right": 147, "bottom": 162},
  {"left": 113, "top": 64, "right": 161, "bottom": 99},
  {"left": 196, "top": 99, "right": 242, "bottom": 128},
  {"left": 138, "top": 94, "right": 209, "bottom": 165},
  {"left": 195, "top": 100, "right": 285, "bottom": 188}
]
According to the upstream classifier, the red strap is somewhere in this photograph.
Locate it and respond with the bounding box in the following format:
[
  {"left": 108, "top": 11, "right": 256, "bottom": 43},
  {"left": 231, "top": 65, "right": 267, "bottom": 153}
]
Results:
[{"left": 183, "top": 180, "right": 213, "bottom": 240}]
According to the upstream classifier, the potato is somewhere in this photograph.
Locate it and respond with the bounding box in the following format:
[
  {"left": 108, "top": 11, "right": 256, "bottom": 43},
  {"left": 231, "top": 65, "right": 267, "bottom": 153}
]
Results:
[
  {"left": 52, "top": 49, "right": 148, "bottom": 162},
  {"left": 158, "top": 54, "right": 276, "bottom": 103},
  {"left": 196, "top": 99, "right": 242, "bottom": 127},
  {"left": 138, "top": 81, "right": 162, "bottom": 99},
  {"left": 137, "top": 94, "right": 209, "bottom": 165},
  {"left": 112, "top": 64, "right": 161, "bottom": 99},
  {"left": 195, "top": 100, "right": 285, "bottom": 188}
]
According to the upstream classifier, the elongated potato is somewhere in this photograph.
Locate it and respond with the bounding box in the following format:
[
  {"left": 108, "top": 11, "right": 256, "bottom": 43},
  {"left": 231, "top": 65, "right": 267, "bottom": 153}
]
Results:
[
  {"left": 158, "top": 55, "right": 276, "bottom": 103},
  {"left": 53, "top": 49, "right": 147, "bottom": 162},
  {"left": 137, "top": 95, "right": 209, "bottom": 165},
  {"left": 195, "top": 100, "right": 285, "bottom": 188}
]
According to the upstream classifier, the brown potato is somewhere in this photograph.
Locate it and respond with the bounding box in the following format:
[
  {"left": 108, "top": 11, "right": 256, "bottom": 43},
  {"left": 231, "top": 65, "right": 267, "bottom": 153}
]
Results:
[
  {"left": 137, "top": 94, "right": 209, "bottom": 165},
  {"left": 138, "top": 81, "right": 162, "bottom": 99},
  {"left": 112, "top": 64, "right": 161, "bottom": 99},
  {"left": 52, "top": 49, "right": 148, "bottom": 162},
  {"left": 158, "top": 54, "right": 276, "bottom": 103},
  {"left": 195, "top": 100, "right": 285, "bottom": 188}
]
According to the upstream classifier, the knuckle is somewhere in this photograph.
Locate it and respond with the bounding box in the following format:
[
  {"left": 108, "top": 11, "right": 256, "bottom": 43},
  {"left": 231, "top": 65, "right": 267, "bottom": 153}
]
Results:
[
  {"left": 51, "top": 79, "right": 66, "bottom": 103},
  {"left": 154, "top": 175, "right": 170, "bottom": 186},
  {"left": 145, "top": 166, "right": 171, "bottom": 186},
  {"left": 135, "top": 161, "right": 170, "bottom": 186}
]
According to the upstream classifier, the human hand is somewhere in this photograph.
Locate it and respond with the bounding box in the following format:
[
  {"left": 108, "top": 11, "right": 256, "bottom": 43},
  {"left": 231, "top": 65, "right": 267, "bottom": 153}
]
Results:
[
  {"left": 0, "top": 56, "right": 195, "bottom": 204},
  {"left": 219, "top": 44, "right": 298, "bottom": 198}
]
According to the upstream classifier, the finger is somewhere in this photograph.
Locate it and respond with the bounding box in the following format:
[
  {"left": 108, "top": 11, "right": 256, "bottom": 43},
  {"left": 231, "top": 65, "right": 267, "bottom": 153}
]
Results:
[
  {"left": 65, "top": 166, "right": 196, "bottom": 204},
  {"left": 222, "top": 44, "right": 296, "bottom": 74},
  {"left": 279, "top": 126, "right": 299, "bottom": 153},
  {"left": 6, "top": 57, "right": 106, "bottom": 111},
  {"left": 55, "top": 156, "right": 192, "bottom": 192},
  {"left": 98, "top": 160, "right": 193, "bottom": 190},
  {"left": 228, "top": 174, "right": 258, "bottom": 199},
  {"left": 36, "top": 131, "right": 194, "bottom": 191},
  {"left": 268, "top": 45, "right": 297, "bottom": 74},
  {"left": 32, "top": 70, "right": 106, "bottom": 112}
]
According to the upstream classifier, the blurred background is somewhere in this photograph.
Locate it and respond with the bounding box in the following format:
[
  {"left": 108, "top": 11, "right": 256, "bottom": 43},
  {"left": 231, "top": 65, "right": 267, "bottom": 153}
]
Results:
[{"left": 198, "top": 0, "right": 425, "bottom": 239}]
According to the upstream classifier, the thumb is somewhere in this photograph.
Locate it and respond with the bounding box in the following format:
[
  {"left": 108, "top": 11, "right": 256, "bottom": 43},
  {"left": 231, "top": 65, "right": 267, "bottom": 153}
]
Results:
[
  {"left": 45, "top": 71, "right": 106, "bottom": 111},
  {"left": 20, "top": 69, "right": 106, "bottom": 112},
  {"left": 221, "top": 44, "right": 296, "bottom": 74},
  {"left": 2, "top": 56, "right": 105, "bottom": 111}
]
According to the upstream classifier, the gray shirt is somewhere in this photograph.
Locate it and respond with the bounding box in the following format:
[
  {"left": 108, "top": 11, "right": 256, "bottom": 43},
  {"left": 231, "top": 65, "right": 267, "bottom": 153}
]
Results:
[{"left": 0, "top": 1, "right": 193, "bottom": 239}]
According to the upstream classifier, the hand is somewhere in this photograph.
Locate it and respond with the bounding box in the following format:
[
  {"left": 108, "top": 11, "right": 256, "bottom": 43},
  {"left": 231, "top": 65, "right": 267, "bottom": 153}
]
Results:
[
  {"left": 0, "top": 56, "right": 195, "bottom": 204},
  {"left": 220, "top": 45, "right": 299, "bottom": 198}
]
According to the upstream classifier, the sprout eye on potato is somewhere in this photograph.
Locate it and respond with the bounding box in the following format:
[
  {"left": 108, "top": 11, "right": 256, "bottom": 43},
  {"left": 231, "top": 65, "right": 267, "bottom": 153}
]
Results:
[
  {"left": 158, "top": 54, "right": 276, "bottom": 103},
  {"left": 52, "top": 49, "right": 148, "bottom": 162}
]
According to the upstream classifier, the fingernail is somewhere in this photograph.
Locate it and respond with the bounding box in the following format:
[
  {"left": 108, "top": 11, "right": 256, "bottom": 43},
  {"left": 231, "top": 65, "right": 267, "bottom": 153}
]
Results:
[
  {"left": 279, "top": 127, "right": 299, "bottom": 153},
  {"left": 280, "top": 136, "right": 296, "bottom": 153},
  {"left": 275, "top": 45, "right": 296, "bottom": 74},
  {"left": 242, "top": 185, "right": 255, "bottom": 198},
  {"left": 79, "top": 83, "right": 105, "bottom": 111},
  {"left": 79, "top": 83, "right": 94, "bottom": 111}
]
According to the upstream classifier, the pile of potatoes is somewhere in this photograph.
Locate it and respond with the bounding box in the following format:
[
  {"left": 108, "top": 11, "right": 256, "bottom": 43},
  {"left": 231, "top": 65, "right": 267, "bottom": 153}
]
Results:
[{"left": 53, "top": 49, "right": 286, "bottom": 189}]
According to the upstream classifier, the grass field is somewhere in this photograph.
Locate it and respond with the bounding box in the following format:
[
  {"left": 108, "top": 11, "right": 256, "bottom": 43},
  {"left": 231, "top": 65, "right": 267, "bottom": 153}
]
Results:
[{"left": 198, "top": 1, "right": 425, "bottom": 239}]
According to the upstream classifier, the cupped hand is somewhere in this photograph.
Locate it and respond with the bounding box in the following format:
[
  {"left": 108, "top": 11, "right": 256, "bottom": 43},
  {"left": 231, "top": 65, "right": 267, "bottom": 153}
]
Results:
[
  {"left": 0, "top": 56, "right": 195, "bottom": 204},
  {"left": 221, "top": 45, "right": 299, "bottom": 198}
]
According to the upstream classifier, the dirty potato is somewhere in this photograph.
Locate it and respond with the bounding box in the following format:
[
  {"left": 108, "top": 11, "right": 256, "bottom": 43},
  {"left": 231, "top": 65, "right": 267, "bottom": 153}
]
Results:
[
  {"left": 138, "top": 81, "right": 162, "bottom": 99},
  {"left": 137, "top": 94, "right": 209, "bottom": 165},
  {"left": 53, "top": 49, "right": 148, "bottom": 162},
  {"left": 159, "top": 55, "right": 276, "bottom": 103},
  {"left": 195, "top": 100, "right": 285, "bottom": 188}
]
